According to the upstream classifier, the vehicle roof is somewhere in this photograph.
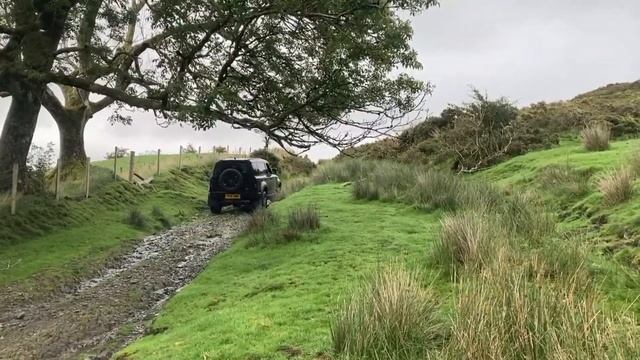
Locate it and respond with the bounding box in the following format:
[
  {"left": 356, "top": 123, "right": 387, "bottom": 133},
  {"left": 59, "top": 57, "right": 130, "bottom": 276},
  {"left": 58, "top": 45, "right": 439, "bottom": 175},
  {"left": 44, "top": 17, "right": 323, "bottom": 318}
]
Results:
[{"left": 217, "top": 158, "right": 268, "bottom": 163}]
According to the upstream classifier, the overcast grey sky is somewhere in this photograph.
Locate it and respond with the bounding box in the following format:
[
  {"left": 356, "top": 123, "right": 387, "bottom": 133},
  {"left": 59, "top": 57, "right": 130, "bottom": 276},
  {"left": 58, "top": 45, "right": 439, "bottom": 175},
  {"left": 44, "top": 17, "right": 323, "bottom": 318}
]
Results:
[{"left": 1, "top": 0, "right": 639, "bottom": 161}]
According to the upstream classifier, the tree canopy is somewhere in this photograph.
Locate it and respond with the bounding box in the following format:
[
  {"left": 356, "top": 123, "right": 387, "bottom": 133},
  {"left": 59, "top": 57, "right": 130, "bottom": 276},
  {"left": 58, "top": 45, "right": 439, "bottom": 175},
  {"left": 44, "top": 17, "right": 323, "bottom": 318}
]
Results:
[{"left": 0, "top": 0, "right": 438, "bottom": 189}]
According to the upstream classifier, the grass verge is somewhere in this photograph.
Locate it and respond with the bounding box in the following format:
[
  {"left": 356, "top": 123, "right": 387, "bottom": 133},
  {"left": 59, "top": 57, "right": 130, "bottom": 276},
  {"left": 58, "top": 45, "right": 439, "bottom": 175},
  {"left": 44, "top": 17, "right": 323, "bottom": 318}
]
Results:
[
  {"left": 0, "top": 166, "right": 210, "bottom": 294},
  {"left": 118, "top": 184, "right": 445, "bottom": 359}
]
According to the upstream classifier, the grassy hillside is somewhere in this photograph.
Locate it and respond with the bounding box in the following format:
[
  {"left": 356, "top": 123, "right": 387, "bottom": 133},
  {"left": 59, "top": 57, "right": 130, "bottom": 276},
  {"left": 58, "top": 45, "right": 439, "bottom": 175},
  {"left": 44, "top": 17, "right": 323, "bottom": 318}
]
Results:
[
  {"left": 93, "top": 152, "right": 220, "bottom": 180},
  {"left": 120, "top": 138, "right": 640, "bottom": 359},
  {"left": 0, "top": 166, "right": 211, "bottom": 294},
  {"left": 119, "top": 184, "right": 447, "bottom": 359},
  {"left": 479, "top": 138, "right": 640, "bottom": 265},
  {"left": 346, "top": 80, "right": 640, "bottom": 168}
]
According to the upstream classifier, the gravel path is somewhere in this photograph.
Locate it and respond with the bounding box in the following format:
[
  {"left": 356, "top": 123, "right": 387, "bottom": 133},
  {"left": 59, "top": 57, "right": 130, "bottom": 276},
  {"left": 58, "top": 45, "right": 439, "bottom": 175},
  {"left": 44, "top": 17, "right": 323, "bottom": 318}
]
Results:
[{"left": 0, "top": 212, "right": 248, "bottom": 360}]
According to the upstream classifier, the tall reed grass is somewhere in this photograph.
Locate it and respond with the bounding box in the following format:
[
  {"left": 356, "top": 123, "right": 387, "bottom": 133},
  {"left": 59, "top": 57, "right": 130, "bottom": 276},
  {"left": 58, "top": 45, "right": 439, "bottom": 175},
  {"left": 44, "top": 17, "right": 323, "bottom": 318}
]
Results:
[
  {"left": 598, "top": 167, "right": 634, "bottom": 205},
  {"left": 581, "top": 122, "right": 611, "bottom": 151},
  {"left": 331, "top": 264, "right": 443, "bottom": 360},
  {"left": 443, "top": 255, "right": 639, "bottom": 359}
]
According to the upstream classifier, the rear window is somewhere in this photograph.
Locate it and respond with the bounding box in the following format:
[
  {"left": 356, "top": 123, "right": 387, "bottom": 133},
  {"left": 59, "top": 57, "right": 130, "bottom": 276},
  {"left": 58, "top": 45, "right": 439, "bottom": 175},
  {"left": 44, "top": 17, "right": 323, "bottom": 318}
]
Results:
[{"left": 213, "top": 161, "right": 252, "bottom": 177}]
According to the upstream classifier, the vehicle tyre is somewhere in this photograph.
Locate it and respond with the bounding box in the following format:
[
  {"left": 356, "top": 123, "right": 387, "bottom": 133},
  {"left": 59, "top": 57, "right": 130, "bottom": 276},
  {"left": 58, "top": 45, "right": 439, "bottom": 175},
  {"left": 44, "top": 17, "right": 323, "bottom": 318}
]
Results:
[
  {"left": 210, "top": 203, "right": 222, "bottom": 214},
  {"left": 219, "top": 168, "right": 243, "bottom": 192},
  {"left": 251, "top": 191, "right": 267, "bottom": 212}
]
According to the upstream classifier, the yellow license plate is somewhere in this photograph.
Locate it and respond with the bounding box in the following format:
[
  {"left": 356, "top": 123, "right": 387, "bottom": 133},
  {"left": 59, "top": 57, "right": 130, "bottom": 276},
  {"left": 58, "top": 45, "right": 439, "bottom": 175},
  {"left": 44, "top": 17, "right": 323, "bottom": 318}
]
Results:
[{"left": 225, "top": 193, "right": 241, "bottom": 200}]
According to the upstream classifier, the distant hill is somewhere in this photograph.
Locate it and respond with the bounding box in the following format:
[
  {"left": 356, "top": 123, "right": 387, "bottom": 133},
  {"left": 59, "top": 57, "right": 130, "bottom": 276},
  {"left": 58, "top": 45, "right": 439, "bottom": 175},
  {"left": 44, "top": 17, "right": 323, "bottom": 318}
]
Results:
[{"left": 343, "top": 80, "right": 640, "bottom": 167}]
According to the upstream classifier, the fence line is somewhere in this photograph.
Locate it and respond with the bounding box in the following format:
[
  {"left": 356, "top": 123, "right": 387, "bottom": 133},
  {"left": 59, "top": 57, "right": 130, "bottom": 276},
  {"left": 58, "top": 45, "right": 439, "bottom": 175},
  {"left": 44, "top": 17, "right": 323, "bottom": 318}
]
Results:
[{"left": 5, "top": 144, "right": 252, "bottom": 215}]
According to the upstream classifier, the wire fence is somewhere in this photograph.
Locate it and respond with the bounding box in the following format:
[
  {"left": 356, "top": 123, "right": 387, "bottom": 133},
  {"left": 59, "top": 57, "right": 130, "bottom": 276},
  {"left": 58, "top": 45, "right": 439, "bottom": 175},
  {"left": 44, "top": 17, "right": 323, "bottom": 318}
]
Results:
[{"left": 2, "top": 144, "right": 251, "bottom": 216}]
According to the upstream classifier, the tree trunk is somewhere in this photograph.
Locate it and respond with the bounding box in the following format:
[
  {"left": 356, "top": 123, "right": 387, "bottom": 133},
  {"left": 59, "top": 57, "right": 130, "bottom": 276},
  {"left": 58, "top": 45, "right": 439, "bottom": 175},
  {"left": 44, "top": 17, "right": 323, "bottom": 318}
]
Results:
[
  {"left": 56, "top": 111, "right": 88, "bottom": 169},
  {"left": 0, "top": 87, "right": 41, "bottom": 191}
]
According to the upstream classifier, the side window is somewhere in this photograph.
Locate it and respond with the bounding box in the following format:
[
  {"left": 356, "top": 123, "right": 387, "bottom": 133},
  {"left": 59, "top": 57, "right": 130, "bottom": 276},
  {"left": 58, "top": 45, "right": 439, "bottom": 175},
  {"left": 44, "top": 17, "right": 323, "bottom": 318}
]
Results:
[
  {"left": 251, "top": 161, "right": 264, "bottom": 175},
  {"left": 253, "top": 162, "right": 268, "bottom": 175},
  {"left": 251, "top": 161, "right": 260, "bottom": 174}
]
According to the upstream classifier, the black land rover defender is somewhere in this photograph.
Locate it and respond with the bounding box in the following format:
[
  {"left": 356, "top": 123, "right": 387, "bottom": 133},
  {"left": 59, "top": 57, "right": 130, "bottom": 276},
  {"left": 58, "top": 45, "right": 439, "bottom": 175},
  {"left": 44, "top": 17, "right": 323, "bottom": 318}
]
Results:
[{"left": 208, "top": 158, "right": 281, "bottom": 214}]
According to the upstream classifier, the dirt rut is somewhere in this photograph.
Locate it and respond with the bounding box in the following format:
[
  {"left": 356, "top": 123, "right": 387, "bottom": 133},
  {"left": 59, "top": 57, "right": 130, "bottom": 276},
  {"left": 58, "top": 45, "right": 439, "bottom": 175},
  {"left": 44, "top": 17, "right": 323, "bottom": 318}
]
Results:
[{"left": 0, "top": 212, "right": 248, "bottom": 359}]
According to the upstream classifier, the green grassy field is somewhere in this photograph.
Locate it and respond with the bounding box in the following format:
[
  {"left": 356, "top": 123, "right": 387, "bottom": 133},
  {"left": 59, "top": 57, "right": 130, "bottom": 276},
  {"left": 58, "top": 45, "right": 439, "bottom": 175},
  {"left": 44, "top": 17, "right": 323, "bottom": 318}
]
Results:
[
  {"left": 0, "top": 166, "right": 210, "bottom": 292},
  {"left": 93, "top": 152, "right": 224, "bottom": 180},
  {"left": 119, "top": 138, "right": 640, "bottom": 359},
  {"left": 119, "top": 184, "right": 448, "bottom": 359}
]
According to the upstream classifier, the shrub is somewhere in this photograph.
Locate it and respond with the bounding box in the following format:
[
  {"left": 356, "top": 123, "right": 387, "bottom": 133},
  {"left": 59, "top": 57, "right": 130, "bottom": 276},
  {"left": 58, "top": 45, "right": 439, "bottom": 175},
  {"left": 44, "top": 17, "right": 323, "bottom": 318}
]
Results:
[
  {"left": 24, "top": 142, "right": 55, "bottom": 194},
  {"left": 125, "top": 208, "right": 149, "bottom": 230},
  {"left": 331, "top": 265, "right": 443, "bottom": 360},
  {"left": 287, "top": 206, "right": 320, "bottom": 231},
  {"left": 281, "top": 155, "right": 315, "bottom": 177},
  {"left": 442, "top": 261, "right": 639, "bottom": 359},
  {"left": 598, "top": 167, "right": 634, "bottom": 205},
  {"left": 538, "top": 164, "right": 591, "bottom": 197},
  {"left": 435, "top": 90, "right": 519, "bottom": 172},
  {"left": 581, "top": 122, "right": 611, "bottom": 151}
]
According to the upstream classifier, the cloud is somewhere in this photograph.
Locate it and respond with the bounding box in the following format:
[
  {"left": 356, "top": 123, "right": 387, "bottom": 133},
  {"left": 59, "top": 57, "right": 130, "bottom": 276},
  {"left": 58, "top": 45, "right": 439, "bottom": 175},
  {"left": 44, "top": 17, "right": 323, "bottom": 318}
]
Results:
[{"left": 1, "top": 0, "right": 639, "bottom": 161}]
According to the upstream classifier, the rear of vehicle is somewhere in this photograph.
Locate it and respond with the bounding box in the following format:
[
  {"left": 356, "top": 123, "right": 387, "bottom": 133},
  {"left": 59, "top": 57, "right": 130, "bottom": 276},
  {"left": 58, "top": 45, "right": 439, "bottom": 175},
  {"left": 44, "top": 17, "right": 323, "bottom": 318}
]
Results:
[{"left": 208, "top": 160, "right": 259, "bottom": 213}]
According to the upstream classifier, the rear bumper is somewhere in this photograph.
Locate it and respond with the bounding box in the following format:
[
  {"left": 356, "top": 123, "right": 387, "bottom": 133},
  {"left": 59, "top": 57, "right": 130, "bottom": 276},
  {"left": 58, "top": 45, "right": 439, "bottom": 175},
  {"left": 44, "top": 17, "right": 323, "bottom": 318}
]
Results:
[{"left": 208, "top": 191, "right": 257, "bottom": 207}]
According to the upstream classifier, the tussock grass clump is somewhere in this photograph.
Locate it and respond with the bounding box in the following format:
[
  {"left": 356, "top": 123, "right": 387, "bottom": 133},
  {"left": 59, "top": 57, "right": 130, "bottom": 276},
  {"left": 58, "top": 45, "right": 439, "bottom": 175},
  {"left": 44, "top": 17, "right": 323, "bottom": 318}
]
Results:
[
  {"left": 125, "top": 208, "right": 149, "bottom": 230},
  {"left": 413, "top": 170, "right": 462, "bottom": 210},
  {"left": 353, "top": 163, "right": 415, "bottom": 201},
  {"left": 581, "top": 122, "right": 611, "bottom": 151},
  {"left": 538, "top": 164, "right": 591, "bottom": 197},
  {"left": 413, "top": 170, "right": 504, "bottom": 211},
  {"left": 443, "top": 259, "right": 639, "bottom": 359},
  {"left": 247, "top": 208, "right": 280, "bottom": 233},
  {"left": 530, "top": 236, "right": 589, "bottom": 284},
  {"left": 628, "top": 148, "right": 640, "bottom": 177},
  {"left": 434, "top": 210, "right": 504, "bottom": 270},
  {"left": 245, "top": 209, "right": 281, "bottom": 247},
  {"left": 331, "top": 265, "right": 443, "bottom": 360},
  {"left": 287, "top": 206, "right": 320, "bottom": 231},
  {"left": 500, "top": 191, "right": 555, "bottom": 244},
  {"left": 598, "top": 167, "right": 634, "bottom": 205},
  {"left": 151, "top": 206, "right": 172, "bottom": 229},
  {"left": 276, "top": 177, "right": 309, "bottom": 200},
  {"left": 312, "top": 159, "right": 376, "bottom": 184}
]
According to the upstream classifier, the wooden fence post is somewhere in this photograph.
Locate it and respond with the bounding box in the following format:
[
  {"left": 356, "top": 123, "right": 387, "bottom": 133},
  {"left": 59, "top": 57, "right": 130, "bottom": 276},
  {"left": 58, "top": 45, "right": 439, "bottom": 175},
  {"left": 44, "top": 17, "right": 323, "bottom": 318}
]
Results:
[
  {"left": 198, "top": 146, "right": 201, "bottom": 157},
  {"left": 10, "top": 163, "right": 18, "bottom": 215},
  {"left": 179, "top": 145, "right": 183, "bottom": 170},
  {"left": 55, "top": 159, "right": 62, "bottom": 201},
  {"left": 156, "top": 149, "right": 161, "bottom": 175},
  {"left": 85, "top": 158, "right": 91, "bottom": 199},
  {"left": 113, "top": 146, "right": 118, "bottom": 180},
  {"left": 128, "top": 151, "right": 135, "bottom": 182}
]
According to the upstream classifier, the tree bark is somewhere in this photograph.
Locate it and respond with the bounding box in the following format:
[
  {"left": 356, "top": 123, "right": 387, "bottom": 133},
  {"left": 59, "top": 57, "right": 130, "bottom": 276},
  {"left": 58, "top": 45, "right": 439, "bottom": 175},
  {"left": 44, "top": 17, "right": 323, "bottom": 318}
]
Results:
[
  {"left": 56, "top": 111, "right": 88, "bottom": 168},
  {"left": 0, "top": 86, "right": 41, "bottom": 191}
]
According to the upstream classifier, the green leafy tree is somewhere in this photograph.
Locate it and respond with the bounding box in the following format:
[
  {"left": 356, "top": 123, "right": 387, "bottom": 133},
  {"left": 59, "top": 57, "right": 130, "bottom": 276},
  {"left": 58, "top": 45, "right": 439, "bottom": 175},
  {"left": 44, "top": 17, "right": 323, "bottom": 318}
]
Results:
[{"left": 1, "top": 0, "right": 439, "bottom": 190}]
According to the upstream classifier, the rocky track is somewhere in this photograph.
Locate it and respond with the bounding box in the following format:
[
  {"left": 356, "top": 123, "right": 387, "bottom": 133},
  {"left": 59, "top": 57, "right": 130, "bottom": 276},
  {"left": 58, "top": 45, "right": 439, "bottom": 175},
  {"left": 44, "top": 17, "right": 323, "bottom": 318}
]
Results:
[{"left": 0, "top": 212, "right": 248, "bottom": 359}]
